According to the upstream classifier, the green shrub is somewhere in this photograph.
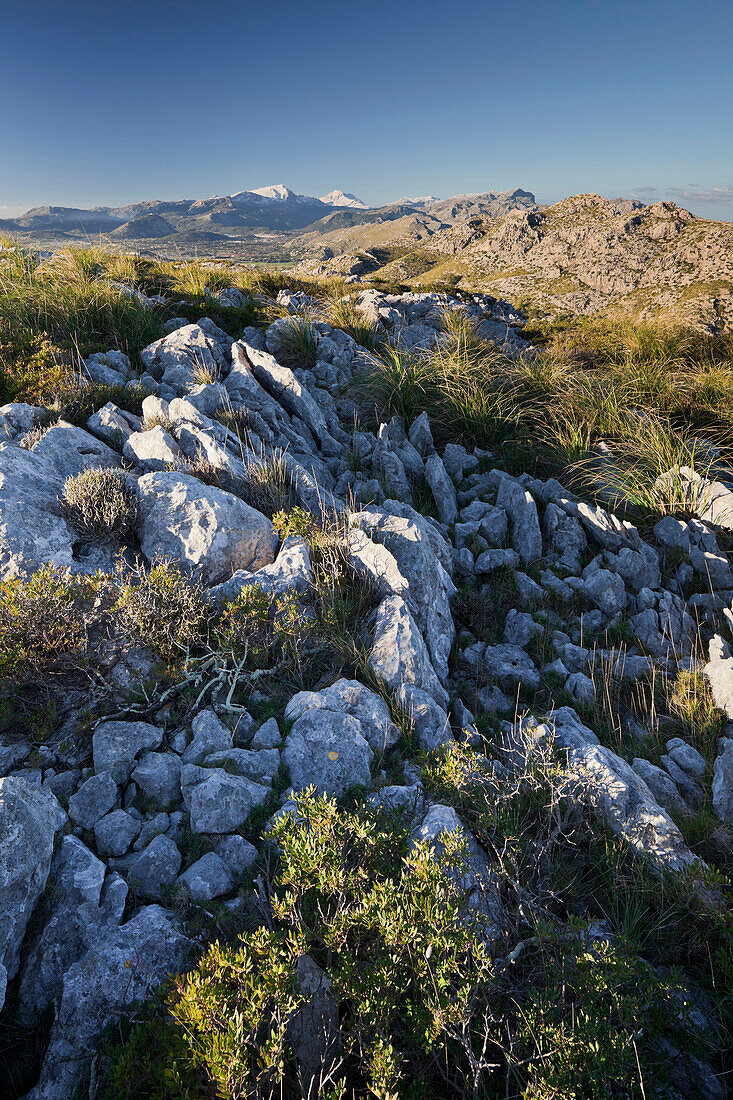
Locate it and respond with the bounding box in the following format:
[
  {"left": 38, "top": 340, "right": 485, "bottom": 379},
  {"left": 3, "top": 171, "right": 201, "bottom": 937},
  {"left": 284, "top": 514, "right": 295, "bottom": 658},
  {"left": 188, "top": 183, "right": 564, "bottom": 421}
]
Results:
[
  {"left": 0, "top": 565, "right": 100, "bottom": 682},
  {"left": 113, "top": 559, "right": 212, "bottom": 661},
  {"left": 60, "top": 467, "right": 140, "bottom": 542},
  {"left": 98, "top": 791, "right": 713, "bottom": 1100}
]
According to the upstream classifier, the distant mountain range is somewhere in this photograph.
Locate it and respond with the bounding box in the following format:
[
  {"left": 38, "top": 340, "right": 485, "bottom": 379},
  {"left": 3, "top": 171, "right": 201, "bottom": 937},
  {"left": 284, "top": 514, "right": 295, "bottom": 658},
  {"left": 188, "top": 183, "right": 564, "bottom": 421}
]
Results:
[
  {"left": 0, "top": 185, "right": 535, "bottom": 240},
  {"left": 1, "top": 185, "right": 372, "bottom": 236}
]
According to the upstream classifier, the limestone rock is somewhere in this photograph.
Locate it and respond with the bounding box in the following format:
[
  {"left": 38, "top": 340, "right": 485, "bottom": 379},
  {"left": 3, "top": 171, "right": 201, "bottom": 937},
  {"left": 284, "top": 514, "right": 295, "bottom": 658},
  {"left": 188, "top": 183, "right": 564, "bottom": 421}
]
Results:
[
  {"left": 348, "top": 510, "right": 456, "bottom": 680},
  {"left": 131, "top": 752, "right": 182, "bottom": 809},
  {"left": 16, "top": 836, "right": 127, "bottom": 1025},
  {"left": 141, "top": 323, "right": 227, "bottom": 389},
  {"left": 93, "top": 720, "right": 163, "bottom": 784},
  {"left": 712, "top": 738, "right": 733, "bottom": 825},
  {"left": 632, "top": 758, "right": 689, "bottom": 816},
  {"left": 0, "top": 444, "right": 74, "bottom": 579},
  {"left": 182, "top": 709, "right": 233, "bottom": 764},
  {"left": 550, "top": 707, "right": 701, "bottom": 874},
  {"left": 137, "top": 471, "right": 277, "bottom": 584},
  {"left": 495, "top": 473, "right": 542, "bottom": 564},
  {"left": 283, "top": 710, "right": 373, "bottom": 798},
  {"left": 704, "top": 635, "right": 733, "bottom": 720},
  {"left": 68, "top": 772, "right": 118, "bottom": 829},
  {"left": 27, "top": 906, "right": 190, "bottom": 1100},
  {"left": 177, "top": 852, "right": 234, "bottom": 901},
  {"left": 424, "top": 452, "right": 458, "bottom": 524},
  {"left": 369, "top": 595, "right": 449, "bottom": 707},
  {"left": 32, "top": 420, "right": 122, "bottom": 480},
  {"left": 0, "top": 778, "right": 66, "bottom": 1010},
  {"left": 94, "top": 809, "right": 141, "bottom": 857},
  {"left": 483, "top": 643, "right": 540, "bottom": 691},
  {"left": 285, "top": 678, "right": 400, "bottom": 755},
  {"left": 123, "top": 426, "right": 182, "bottom": 472},
  {"left": 181, "top": 765, "right": 269, "bottom": 833},
  {"left": 127, "top": 834, "right": 182, "bottom": 900},
  {"left": 411, "top": 803, "right": 501, "bottom": 937}
]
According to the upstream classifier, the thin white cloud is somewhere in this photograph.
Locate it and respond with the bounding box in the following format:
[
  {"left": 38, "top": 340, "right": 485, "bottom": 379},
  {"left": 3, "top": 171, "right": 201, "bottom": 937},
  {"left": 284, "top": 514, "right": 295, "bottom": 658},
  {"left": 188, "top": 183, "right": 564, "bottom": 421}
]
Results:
[
  {"left": 630, "top": 185, "right": 733, "bottom": 205},
  {"left": 665, "top": 186, "right": 733, "bottom": 205}
]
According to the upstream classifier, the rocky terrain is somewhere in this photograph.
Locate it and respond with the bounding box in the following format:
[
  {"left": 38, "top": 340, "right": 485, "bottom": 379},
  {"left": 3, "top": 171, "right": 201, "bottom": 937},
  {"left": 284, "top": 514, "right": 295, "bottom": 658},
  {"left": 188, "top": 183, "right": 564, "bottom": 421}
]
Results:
[
  {"left": 0, "top": 262, "right": 732, "bottom": 1098},
  {"left": 296, "top": 194, "right": 733, "bottom": 333}
]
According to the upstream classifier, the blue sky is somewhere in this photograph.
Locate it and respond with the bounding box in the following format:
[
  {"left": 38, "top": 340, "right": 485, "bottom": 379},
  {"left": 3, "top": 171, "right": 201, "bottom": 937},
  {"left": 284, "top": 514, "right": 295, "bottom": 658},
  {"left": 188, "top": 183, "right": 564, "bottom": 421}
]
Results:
[{"left": 2, "top": 0, "right": 732, "bottom": 219}]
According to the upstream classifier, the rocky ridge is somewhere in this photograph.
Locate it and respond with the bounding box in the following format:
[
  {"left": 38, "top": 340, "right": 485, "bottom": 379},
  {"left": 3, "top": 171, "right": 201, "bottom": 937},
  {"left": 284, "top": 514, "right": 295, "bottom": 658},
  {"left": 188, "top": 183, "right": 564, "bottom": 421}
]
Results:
[
  {"left": 296, "top": 193, "right": 733, "bottom": 333},
  {"left": 1, "top": 286, "right": 732, "bottom": 1096}
]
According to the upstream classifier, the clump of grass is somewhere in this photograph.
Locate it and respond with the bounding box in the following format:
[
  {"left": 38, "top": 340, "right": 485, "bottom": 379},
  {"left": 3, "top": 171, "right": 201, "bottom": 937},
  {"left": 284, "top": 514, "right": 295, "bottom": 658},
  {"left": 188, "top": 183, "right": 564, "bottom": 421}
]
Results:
[
  {"left": 140, "top": 412, "right": 176, "bottom": 433},
  {"left": 357, "top": 342, "right": 521, "bottom": 449},
  {"left": 238, "top": 451, "right": 296, "bottom": 517},
  {"left": 328, "top": 294, "right": 383, "bottom": 350},
  {"left": 189, "top": 355, "right": 221, "bottom": 386},
  {"left": 567, "top": 412, "right": 725, "bottom": 516},
  {"left": 0, "top": 245, "right": 164, "bottom": 364},
  {"left": 667, "top": 667, "right": 724, "bottom": 761},
  {"left": 274, "top": 315, "right": 318, "bottom": 368},
  {"left": 439, "top": 304, "right": 485, "bottom": 354},
  {"left": 60, "top": 467, "right": 140, "bottom": 543}
]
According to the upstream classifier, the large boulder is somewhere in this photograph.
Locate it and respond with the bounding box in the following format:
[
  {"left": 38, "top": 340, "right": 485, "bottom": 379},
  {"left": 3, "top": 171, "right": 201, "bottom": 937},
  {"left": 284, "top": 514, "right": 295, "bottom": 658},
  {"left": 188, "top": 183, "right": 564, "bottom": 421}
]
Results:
[
  {"left": 285, "top": 678, "right": 400, "bottom": 755},
  {"left": 283, "top": 710, "right": 373, "bottom": 798},
  {"left": 181, "top": 765, "right": 270, "bottom": 833},
  {"left": 26, "top": 906, "right": 190, "bottom": 1100},
  {"left": 136, "top": 471, "right": 277, "bottom": 584},
  {"left": 17, "top": 837, "right": 127, "bottom": 1025},
  {"left": 31, "top": 420, "right": 122, "bottom": 480},
  {"left": 348, "top": 510, "right": 456, "bottom": 681},
  {"left": 549, "top": 707, "right": 701, "bottom": 874},
  {"left": 369, "top": 595, "right": 449, "bottom": 707},
  {"left": 0, "top": 444, "right": 75, "bottom": 579},
  {"left": 495, "top": 472, "right": 543, "bottom": 564},
  {"left": 140, "top": 323, "right": 227, "bottom": 390},
  {"left": 704, "top": 635, "right": 733, "bottom": 720},
  {"left": 93, "top": 720, "right": 163, "bottom": 784},
  {"left": 0, "top": 778, "right": 66, "bottom": 1011}
]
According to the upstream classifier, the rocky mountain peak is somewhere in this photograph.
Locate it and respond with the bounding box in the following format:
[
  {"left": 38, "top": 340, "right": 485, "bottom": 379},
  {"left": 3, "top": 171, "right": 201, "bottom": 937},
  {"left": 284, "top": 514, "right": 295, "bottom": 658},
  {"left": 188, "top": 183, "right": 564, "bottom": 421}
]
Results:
[{"left": 319, "top": 190, "right": 368, "bottom": 209}]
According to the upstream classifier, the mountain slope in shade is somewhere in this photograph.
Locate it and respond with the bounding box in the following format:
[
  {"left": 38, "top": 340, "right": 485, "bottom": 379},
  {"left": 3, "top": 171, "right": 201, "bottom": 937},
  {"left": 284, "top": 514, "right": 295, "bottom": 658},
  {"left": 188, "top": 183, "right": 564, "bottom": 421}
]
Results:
[{"left": 110, "top": 213, "right": 175, "bottom": 239}]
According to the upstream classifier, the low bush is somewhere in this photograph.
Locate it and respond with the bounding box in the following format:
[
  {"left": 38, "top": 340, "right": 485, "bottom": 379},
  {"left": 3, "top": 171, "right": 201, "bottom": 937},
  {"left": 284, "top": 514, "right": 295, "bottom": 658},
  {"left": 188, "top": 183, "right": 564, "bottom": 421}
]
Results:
[
  {"left": 60, "top": 467, "right": 140, "bottom": 542},
  {"left": 0, "top": 565, "right": 100, "bottom": 682},
  {"left": 113, "top": 558, "right": 213, "bottom": 663},
  {"left": 98, "top": 790, "right": 714, "bottom": 1100}
]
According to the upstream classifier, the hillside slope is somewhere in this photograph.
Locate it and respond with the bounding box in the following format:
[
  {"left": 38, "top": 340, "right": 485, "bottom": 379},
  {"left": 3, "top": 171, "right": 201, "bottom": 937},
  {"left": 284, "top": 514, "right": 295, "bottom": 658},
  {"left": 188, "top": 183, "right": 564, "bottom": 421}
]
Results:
[{"left": 299, "top": 194, "right": 733, "bottom": 332}]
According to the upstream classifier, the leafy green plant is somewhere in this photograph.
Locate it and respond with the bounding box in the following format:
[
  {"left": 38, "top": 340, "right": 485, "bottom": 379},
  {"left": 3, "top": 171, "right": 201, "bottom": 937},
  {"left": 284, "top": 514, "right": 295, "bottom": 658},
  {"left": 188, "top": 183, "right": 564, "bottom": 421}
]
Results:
[
  {"left": 0, "top": 565, "right": 101, "bottom": 682},
  {"left": 113, "top": 558, "right": 212, "bottom": 662}
]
